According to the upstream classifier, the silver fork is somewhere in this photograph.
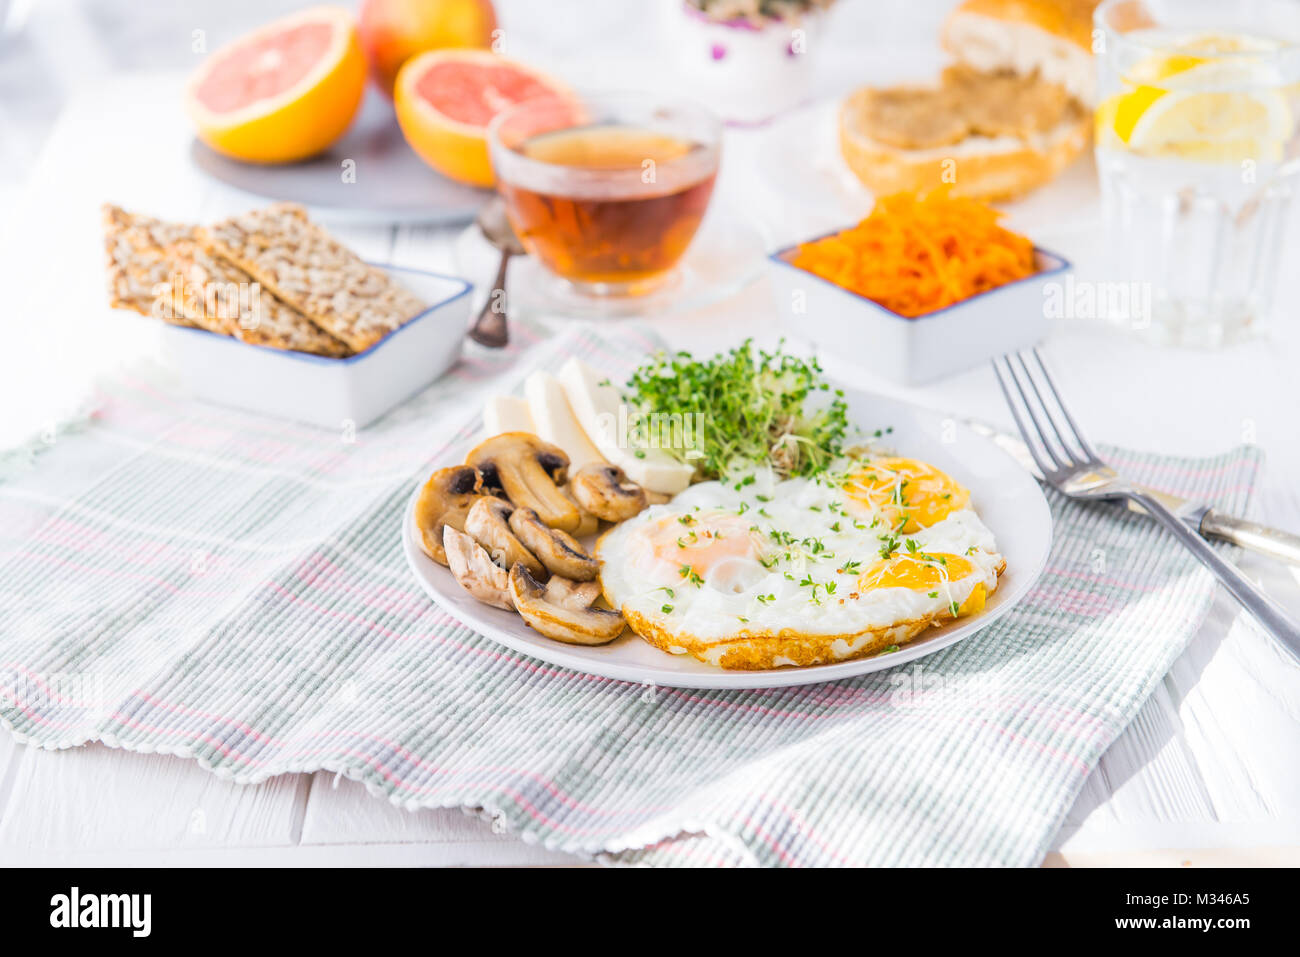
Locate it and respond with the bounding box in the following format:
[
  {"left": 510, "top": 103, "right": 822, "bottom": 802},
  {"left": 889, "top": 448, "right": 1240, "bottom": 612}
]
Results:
[{"left": 993, "top": 348, "right": 1300, "bottom": 661}]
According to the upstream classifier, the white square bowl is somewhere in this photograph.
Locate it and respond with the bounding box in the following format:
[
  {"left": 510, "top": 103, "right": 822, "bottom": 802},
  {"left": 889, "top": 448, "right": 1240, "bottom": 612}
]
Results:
[
  {"left": 160, "top": 264, "right": 472, "bottom": 429},
  {"left": 768, "top": 238, "right": 1070, "bottom": 386}
]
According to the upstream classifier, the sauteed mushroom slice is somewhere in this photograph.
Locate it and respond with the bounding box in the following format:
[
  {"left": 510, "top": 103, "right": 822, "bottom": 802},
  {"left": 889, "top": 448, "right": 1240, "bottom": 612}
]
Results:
[
  {"left": 570, "top": 464, "right": 649, "bottom": 522},
  {"left": 508, "top": 507, "right": 599, "bottom": 581},
  {"left": 464, "top": 496, "right": 545, "bottom": 578},
  {"left": 413, "top": 465, "right": 483, "bottom": 566},
  {"left": 443, "top": 526, "right": 512, "bottom": 610},
  {"left": 466, "top": 432, "right": 580, "bottom": 532},
  {"left": 562, "top": 485, "right": 600, "bottom": 537},
  {"left": 508, "top": 564, "right": 625, "bottom": 645}
]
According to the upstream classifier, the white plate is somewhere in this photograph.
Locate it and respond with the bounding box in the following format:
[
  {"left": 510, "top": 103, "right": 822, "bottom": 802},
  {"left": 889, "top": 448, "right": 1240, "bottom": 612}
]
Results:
[
  {"left": 190, "top": 92, "right": 489, "bottom": 226},
  {"left": 752, "top": 99, "right": 1105, "bottom": 246},
  {"left": 402, "top": 388, "right": 1052, "bottom": 689}
]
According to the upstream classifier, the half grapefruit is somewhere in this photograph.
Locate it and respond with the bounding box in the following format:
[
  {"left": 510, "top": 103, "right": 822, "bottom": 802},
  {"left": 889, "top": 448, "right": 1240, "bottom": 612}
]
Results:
[
  {"left": 393, "top": 49, "right": 574, "bottom": 187},
  {"left": 185, "top": 6, "right": 367, "bottom": 164}
]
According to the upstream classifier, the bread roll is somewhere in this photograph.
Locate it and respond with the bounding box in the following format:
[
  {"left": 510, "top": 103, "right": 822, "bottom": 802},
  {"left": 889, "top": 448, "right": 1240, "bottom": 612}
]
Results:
[
  {"left": 941, "top": 0, "right": 1102, "bottom": 106},
  {"left": 838, "top": 86, "right": 1090, "bottom": 202}
]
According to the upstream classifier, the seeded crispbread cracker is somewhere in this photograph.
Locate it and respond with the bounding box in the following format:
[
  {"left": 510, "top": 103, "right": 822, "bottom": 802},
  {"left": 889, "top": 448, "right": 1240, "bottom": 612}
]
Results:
[
  {"left": 166, "top": 242, "right": 352, "bottom": 358},
  {"left": 102, "top": 204, "right": 207, "bottom": 329},
  {"left": 197, "top": 203, "right": 427, "bottom": 353},
  {"left": 104, "top": 205, "right": 351, "bottom": 357}
]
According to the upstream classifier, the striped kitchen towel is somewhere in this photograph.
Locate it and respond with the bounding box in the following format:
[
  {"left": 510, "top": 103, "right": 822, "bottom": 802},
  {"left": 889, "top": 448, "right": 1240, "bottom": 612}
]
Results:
[{"left": 0, "top": 319, "right": 1262, "bottom": 866}]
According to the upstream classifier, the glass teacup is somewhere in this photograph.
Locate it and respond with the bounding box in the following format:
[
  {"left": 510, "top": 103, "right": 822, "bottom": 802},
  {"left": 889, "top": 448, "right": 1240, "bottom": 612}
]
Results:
[{"left": 488, "top": 93, "right": 722, "bottom": 298}]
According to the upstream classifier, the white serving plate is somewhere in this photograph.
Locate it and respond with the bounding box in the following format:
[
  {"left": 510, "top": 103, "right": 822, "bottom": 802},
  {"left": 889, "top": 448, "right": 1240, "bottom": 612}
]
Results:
[
  {"left": 190, "top": 92, "right": 489, "bottom": 226},
  {"left": 402, "top": 388, "right": 1052, "bottom": 689},
  {"left": 161, "top": 265, "right": 471, "bottom": 429},
  {"left": 768, "top": 239, "right": 1070, "bottom": 387},
  {"left": 750, "top": 97, "right": 1105, "bottom": 242}
]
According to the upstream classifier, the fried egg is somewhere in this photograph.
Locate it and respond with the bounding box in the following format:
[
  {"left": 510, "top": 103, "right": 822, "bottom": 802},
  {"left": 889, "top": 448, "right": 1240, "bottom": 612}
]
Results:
[
  {"left": 842, "top": 456, "right": 971, "bottom": 532},
  {"left": 596, "top": 458, "right": 1004, "bottom": 670}
]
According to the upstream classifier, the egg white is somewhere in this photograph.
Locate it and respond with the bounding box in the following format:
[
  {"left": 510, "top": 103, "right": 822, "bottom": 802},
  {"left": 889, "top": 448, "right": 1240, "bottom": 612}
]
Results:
[{"left": 597, "top": 468, "right": 1003, "bottom": 644}]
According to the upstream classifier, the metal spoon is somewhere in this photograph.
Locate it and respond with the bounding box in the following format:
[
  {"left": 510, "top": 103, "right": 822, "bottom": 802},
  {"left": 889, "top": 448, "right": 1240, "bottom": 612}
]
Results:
[{"left": 467, "top": 198, "right": 524, "bottom": 348}]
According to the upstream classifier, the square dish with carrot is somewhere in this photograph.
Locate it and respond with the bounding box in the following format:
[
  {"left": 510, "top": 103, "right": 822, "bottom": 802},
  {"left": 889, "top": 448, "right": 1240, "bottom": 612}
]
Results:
[
  {"left": 766, "top": 190, "right": 1070, "bottom": 385},
  {"left": 783, "top": 190, "right": 1040, "bottom": 318}
]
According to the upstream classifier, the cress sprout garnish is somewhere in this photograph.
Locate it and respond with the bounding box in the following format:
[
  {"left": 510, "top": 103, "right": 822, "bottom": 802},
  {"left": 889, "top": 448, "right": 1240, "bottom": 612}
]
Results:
[{"left": 623, "top": 339, "right": 850, "bottom": 481}]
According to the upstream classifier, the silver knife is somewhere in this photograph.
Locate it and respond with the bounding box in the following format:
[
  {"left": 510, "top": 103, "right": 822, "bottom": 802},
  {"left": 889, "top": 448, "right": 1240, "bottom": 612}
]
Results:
[{"left": 962, "top": 418, "right": 1300, "bottom": 567}]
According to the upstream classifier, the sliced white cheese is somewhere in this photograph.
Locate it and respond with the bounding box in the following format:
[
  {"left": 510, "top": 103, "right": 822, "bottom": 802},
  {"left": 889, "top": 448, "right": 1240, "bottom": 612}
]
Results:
[
  {"left": 557, "top": 357, "right": 695, "bottom": 495},
  {"left": 483, "top": 394, "right": 535, "bottom": 436},
  {"left": 524, "top": 371, "right": 606, "bottom": 472}
]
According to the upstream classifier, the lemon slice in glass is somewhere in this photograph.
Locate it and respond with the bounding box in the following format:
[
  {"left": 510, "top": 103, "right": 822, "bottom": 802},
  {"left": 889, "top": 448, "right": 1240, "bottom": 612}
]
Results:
[{"left": 1098, "top": 35, "right": 1293, "bottom": 163}]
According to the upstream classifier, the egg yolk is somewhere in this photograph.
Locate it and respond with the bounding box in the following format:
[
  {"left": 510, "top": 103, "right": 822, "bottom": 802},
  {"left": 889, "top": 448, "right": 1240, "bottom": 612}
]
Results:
[
  {"left": 858, "top": 552, "right": 975, "bottom": 592},
  {"left": 960, "top": 583, "right": 987, "bottom": 616},
  {"left": 647, "top": 512, "right": 759, "bottom": 579},
  {"left": 844, "top": 457, "right": 970, "bottom": 532}
]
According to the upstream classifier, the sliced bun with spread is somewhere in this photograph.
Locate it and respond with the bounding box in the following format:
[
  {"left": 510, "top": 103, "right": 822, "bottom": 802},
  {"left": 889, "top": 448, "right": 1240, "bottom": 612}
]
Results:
[{"left": 839, "top": 0, "right": 1100, "bottom": 201}]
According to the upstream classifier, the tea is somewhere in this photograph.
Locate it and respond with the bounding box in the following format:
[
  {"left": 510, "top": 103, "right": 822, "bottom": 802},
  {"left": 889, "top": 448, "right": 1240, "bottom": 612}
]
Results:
[{"left": 497, "top": 124, "right": 718, "bottom": 288}]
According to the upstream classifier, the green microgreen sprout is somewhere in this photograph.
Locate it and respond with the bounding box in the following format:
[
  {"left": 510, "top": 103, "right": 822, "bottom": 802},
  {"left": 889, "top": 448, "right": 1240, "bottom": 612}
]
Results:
[{"left": 622, "top": 339, "right": 850, "bottom": 481}]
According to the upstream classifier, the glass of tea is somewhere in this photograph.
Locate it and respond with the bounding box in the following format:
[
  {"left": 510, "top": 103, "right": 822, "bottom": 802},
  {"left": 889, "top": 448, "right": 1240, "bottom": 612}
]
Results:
[{"left": 488, "top": 93, "right": 722, "bottom": 299}]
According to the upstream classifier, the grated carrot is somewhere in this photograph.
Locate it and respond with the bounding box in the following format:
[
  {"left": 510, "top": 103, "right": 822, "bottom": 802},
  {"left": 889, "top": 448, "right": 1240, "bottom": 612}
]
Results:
[{"left": 789, "top": 189, "right": 1037, "bottom": 318}]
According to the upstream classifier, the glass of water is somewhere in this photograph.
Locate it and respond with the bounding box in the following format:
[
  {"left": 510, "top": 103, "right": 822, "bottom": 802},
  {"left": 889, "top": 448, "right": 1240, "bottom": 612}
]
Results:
[{"left": 1094, "top": 0, "right": 1300, "bottom": 346}]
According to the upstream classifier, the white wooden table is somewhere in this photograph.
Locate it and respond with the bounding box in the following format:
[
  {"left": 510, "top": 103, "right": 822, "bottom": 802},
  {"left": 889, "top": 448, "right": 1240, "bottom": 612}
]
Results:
[{"left": 1, "top": 0, "right": 1298, "bottom": 867}]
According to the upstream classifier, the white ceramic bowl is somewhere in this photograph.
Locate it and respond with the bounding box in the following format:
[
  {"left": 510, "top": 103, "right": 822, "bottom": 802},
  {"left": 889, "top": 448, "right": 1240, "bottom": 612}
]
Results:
[
  {"left": 160, "top": 265, "right": 471, "bottom": 429},
  {"left": 768, "top": 238, "right": 1070, "bottom": 386}
]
